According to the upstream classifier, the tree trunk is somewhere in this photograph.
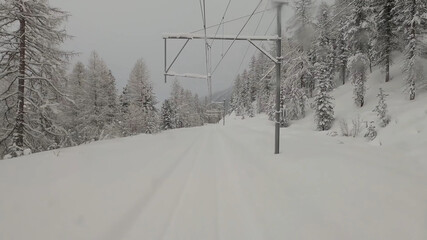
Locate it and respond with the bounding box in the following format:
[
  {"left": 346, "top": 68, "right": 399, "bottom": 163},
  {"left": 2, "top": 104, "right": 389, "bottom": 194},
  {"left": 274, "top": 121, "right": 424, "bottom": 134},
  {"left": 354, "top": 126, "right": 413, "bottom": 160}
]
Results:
[
  {"left": 15, "top": 14, "right": 26, "bottom": 148},
  {"left": 408, "top": 0, "right": 417, "bottom": 100},
  {"left": 385, "top": 55, "right": 390, "bottom": 83},
  {"left": 409, "top": 82, "right": 416, "bottom": 100},
  {"left": 341, "top": 64, "right": 346, "bottom": 85}
]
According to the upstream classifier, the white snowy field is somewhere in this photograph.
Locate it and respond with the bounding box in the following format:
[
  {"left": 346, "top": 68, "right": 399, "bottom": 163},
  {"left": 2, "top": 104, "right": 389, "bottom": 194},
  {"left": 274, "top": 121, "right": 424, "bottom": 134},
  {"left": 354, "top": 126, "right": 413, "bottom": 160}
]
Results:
[
  {"left": 1, "top": 111, "right": 427, "bottom": 239},
  {"left": 1, "top": 55, "right": 427, "bottom": 239}
]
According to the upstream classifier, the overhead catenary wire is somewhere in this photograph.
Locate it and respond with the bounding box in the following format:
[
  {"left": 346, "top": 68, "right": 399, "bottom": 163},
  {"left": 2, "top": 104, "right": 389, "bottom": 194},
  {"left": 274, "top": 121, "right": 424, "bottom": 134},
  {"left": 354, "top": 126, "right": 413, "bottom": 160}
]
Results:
[
  {"left": 235, "top": 1, "right": 274, "bottom": 76},
  {"left": 210, "top": 0, "right": 232, "bottom": 47},
  {"left": 191, "top": 7, "right": 274, "bottom": 34},
  {"left": 212, "top": 0, "right": 264, "bottom": 75}
]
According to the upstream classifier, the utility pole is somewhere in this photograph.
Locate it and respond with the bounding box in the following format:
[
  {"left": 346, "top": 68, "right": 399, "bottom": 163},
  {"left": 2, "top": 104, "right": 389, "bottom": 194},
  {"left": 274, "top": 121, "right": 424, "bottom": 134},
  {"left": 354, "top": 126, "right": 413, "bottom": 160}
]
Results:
[{"left": 274, "top": 2, "right": 284, "bottom": 154}]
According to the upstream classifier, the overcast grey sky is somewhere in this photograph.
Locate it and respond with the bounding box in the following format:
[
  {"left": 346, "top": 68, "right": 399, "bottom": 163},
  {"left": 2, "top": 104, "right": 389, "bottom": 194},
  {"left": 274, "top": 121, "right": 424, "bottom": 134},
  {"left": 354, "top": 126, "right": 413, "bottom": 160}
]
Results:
[{"left": 50, "top": 0, "right": 297, "bottom": 101}]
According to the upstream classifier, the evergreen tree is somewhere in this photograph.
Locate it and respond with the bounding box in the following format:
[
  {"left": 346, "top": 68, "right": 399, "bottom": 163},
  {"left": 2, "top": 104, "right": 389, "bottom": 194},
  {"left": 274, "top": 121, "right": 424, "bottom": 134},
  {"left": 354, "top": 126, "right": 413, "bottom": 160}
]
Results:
[
  {"left": 315, "top": 2, "right": 335, "bottom": 92},
  {"left": 373, "top": 88, "right": 390, "bottom": 127},
  {"left": 348, "top": 53, "right": 369, "bottom": 107},
  {"left": 333, "top": 0, "right": 352, "bottom": 85},
  {"left": 288, "top": 0, "right": 315, "bottom": 97},
  {"left": 231, "top": 74, "right": 245, "bottom": 116},
  {"left": 123, "top": 59, "right": 158, "bottom": 135},
  {"left": 161, "top": 100, "right": 175, "bottom": 130},
  {"left": 127, "top": 59, "right": 156, "bottom": 111},
  {"left": 314, "top": 62, "right": 335, "bottom": 131},
  {"left": 394, "top": 0, "right": 427, "bottom": 100},
  {"left": 83, "top": 51, "right": 118, "bottom": 141},
  {"left": 168, "top": 80, "right": 204, "bottom": 128},
  {"left": 289, "top": 0, "right": 315, "bottom": 51},
  {"left": 241, "top": 70, "right": 254, "bottom": 117},
  {"left": 63, "top": 62, "right": 88, "bottom": 145},
  {"left": 255, "top": 51, "right": 273, "bottom": 113},
  {"left": 345, "top": 0, "right": 371, "bottom": 107},
  {"left": 313, "top": 2, "right": 335, "bottom": 130},
  {"left": 119, "top": 85, "right": 130, "bottom": 115},
  {"left": 283, "top": 42, "right": 310, "bottom": 120},
  {"left": 373, "top": 0, "right": 397, "bottom": 82},
  {"left": 118, "top": 85, "right": 131, "bottom": 135},
  {"left": 0, "top": 0, "right": 72, "bottom": 157}
]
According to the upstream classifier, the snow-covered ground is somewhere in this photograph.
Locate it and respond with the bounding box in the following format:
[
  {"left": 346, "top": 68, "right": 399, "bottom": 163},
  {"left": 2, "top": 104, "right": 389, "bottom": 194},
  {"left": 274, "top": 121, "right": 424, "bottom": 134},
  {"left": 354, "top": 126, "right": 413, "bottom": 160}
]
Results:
[
  {"left": 1, "top": 113, "right": 427, "bottom": 239},
  {"left": 1, "top": 56, "right": 427, "bottom": 239}
]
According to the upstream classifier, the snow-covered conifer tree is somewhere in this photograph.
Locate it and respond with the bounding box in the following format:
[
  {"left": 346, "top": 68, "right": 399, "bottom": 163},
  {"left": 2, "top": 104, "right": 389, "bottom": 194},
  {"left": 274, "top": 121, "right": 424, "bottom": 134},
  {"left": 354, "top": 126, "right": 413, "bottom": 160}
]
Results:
[
  {"left": 161, "top": 100, "right": 175, "bottom": 130},
  {"left": 283, "top": 44, "right": 310, "bottom": 120},
  {"left": 333, "top": 0, "right": 352, "bottom": 85},
  {"left": 348, "top": 53, "right": 369, "bottom": 107},
  {"left": 315, "top": 2, "right": 334, "bottom": 91},
  {"left": 168, "top": 80, "right": 205, "bottom": 127},
  {"left": 231, "top": 74, "right": 245, "bottom": 116},
  {"left": 345, "top": 0, "right": 371, "bottom": 107},
  {"left": 82, "top": 52, "right": 118, "bottom": 141},
  {"left": 313, "top": 2, "right": 335, "bottom": 130},
  {"left": 63, "top": 62, "right": 88, "bottom": 144},
  {"left": 241, "top": 70, "right": 254, "bottom": 117},
  {"left": 123, "top": 59, "right": 158, "bottom": 134},
  {"left": 288, "top": 0, "right": 315, "bottom": 97},
  {"left": 373, "top": 0, "right": 397, "bottom": 83},
  {"left": 0, "top": 0, "right": 72, "bottom": 157},
  {"left": 314, "top": 62, "right": 335, "bottom": 131},
  {"left": 394, "top": 0, "right": 427, "bottom": 100},
  {"left": 373, "top": 88, "right": 390, "bottom": 127},
  {"left": 255, "top": 51, "right": 273, "bottom": 113}
]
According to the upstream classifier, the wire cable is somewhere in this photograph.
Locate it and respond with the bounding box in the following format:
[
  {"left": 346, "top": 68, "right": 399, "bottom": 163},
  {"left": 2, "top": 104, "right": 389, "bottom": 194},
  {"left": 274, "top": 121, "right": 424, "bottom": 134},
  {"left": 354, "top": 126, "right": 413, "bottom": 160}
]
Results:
[
  {"left": 212, "top": 0, "right": 264, "bottom": 74},
  {"left": 191, "top": 7, "right": 274, "bottom": 34},
  {"left": 235, "top": 1, "right": 272, "bottom": 75},
  {"left": 210, "top": 0, "right": 232, "bottom": 47}
]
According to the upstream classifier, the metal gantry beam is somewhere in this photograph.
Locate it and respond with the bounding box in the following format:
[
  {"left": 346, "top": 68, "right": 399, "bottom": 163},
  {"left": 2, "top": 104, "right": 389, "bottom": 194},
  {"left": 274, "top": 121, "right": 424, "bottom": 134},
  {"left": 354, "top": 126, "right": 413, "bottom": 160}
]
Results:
[
  {"left": 163, "top": 33, "right": 280, "bottom": 41},
  {"left": 165, "top": 72, "right": 207, "bottom": 80},
  {"left": 163, "top": 35, "right": 278, "bottom": 83}
]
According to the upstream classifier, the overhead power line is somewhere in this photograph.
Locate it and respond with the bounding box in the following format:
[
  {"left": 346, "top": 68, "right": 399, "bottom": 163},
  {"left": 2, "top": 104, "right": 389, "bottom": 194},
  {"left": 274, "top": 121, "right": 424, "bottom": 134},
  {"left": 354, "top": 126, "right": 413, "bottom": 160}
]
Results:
[
  {"left": 235, "top": 1, "right": 273, "bottom": 75},
  {"left": 191, "top": 6, "right": 274, "bottom": 34},
  {"left": 210, "top": 0, "right": 232, "bottom": 47},
  {"left": 212, "top": 0, "right": 264, "bottom": 74}
]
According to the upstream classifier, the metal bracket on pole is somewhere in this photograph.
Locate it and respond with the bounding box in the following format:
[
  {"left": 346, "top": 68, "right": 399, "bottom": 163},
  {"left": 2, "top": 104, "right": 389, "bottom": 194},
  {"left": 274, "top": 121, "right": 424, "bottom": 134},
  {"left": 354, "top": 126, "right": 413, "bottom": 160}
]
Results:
[
  {"left": 164, "top": 39, "right": 191, "bottom": 82},
  {"left": 248, "top": 40, "right": 278, "bottom": 64},
  {"left": 164, "top": 72, "right": 208, "bottom": 80},
  {"left": 256, "top": 65, "right": 276, "bottom": 87}
]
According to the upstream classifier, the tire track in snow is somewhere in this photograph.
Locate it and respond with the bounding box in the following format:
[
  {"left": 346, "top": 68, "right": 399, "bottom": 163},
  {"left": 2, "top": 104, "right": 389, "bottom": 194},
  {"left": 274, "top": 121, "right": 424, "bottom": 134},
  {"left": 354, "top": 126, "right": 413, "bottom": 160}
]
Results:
[
  {"left": 214, "top": 126, "right": 267, "bottom": 240},
  {"left": 159, "top": 127, "right": 220, "bottom": 240},
  {"left": 99, "top": 130, "right": 205, "bottom": 240},
  {"left": 158, "top": 129, "right": 212, "bottom": 240}
]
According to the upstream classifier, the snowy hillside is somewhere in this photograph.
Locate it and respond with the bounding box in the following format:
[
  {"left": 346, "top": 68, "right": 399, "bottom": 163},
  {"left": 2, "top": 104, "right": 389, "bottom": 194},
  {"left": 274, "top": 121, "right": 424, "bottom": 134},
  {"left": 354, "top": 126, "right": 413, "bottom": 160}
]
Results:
[
  {"left": 294, "top": 56, "right": 427, "bottom": 160},
  {"left": 1, "top": 74, "right": 427, "bottom": 240}
]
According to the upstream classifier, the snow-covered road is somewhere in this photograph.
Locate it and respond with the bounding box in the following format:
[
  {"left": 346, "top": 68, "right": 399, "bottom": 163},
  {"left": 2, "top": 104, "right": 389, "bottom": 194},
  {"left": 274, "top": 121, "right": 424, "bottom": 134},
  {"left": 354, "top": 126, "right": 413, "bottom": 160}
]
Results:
[{"left": 1, "top": 116, "right": 427, "bottom": 240}]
